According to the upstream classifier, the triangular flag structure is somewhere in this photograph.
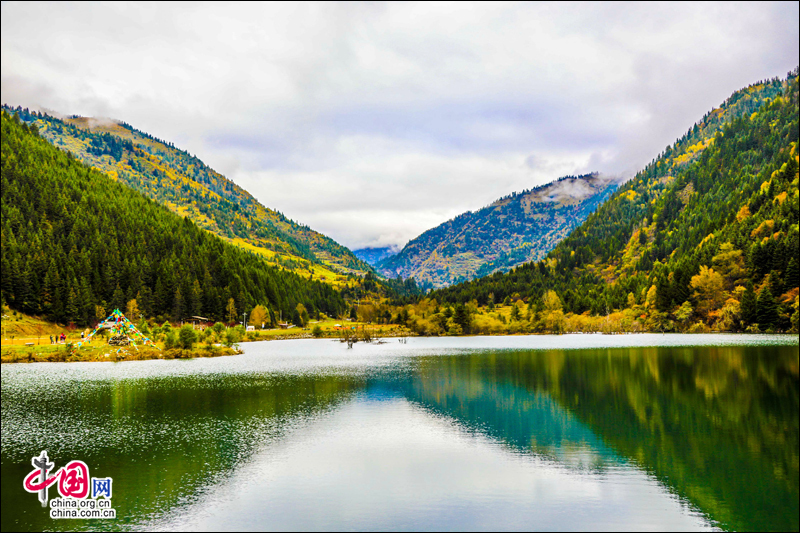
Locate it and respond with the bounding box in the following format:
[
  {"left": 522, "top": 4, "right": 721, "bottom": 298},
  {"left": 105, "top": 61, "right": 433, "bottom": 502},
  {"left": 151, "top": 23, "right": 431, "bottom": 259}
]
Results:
[{"left": 84, "top": 309, "right": 159, "bottom": 351}]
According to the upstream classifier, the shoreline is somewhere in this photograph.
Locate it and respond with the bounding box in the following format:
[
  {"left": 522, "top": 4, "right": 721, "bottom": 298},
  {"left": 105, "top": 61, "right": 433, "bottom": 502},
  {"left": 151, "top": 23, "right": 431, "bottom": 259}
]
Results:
[
  {"left": 4, "top": 330, "right": 797, "bottom": 364},
  {"left": 0, "top": 345, "right": 241, "bottom": 364}
]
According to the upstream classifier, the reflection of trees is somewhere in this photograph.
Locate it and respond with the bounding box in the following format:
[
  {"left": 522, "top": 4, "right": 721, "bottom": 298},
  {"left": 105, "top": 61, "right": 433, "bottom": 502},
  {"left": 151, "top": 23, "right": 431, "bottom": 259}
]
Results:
[
  {"left": 399, "top": 346, "right": 799, "bottom": 532},
  {"left": 394, "top": 358, "right": 621, "bottom": 470},
  {"left": 1, "top": 373, "right": 364, "bottom": 532}
]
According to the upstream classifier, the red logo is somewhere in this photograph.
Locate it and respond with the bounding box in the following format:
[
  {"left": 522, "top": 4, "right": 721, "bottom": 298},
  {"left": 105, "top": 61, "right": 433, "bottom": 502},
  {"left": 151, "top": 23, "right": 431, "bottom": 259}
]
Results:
[{"left": 23, "top": 451, "right": 90, "bottom": 505}]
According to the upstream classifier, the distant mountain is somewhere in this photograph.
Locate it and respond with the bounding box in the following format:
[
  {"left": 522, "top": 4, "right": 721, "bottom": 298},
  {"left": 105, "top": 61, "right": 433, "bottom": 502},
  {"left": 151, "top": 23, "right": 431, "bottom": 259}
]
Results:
[
  {"left": 434, "top": 69, "right": 798, "bottom": 332},
  {"left": 377, "top": 173, "right": 618, "bottom": 288},
  {"left": 2, "top": 106, "right": 373, "bottom": 281},
  {"left": 353, "top": 247, "right": 399, "bottom": 267}
]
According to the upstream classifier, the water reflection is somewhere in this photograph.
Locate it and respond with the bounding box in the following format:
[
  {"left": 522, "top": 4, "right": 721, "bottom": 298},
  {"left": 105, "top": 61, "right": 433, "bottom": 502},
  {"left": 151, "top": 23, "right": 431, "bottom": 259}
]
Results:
[
  {"left": 1, "top": 337, "right": 797, "bottom": 531},
  {"left": 2, "top": 372, "right": 365, "bottom": 532},
  {"left": 393, "top": 345, "right": 799, "bottom": 531}
]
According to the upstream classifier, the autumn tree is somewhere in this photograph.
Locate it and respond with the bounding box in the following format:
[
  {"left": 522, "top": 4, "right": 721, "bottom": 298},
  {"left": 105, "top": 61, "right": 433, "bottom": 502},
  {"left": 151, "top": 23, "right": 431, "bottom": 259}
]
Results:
[
  {"left": 541, "top": 290, "right": 565, "bottom": 332},
  {"left": 295, "top": 303, "right": 308, "bottom": 327},
  {"left": 250, "top": 304, "right": 268, "bottom": 329},
  {"left": 673, "top": 301, "right": 693, "bottom": 330},
  {"left": 126, "top": 299, "right": 139, "bottom": 321},
  {"left": 690, "top": 266, "right": 726, "bottom": 319},
  {"left": 226, "top": 298, "right": 237, "bottom": 324},
  {"left": 711, "top": 243, "right": 746, "bottom": 290},
  {"left": 95, "top": 304, "right": 107, "bottom": 324}
]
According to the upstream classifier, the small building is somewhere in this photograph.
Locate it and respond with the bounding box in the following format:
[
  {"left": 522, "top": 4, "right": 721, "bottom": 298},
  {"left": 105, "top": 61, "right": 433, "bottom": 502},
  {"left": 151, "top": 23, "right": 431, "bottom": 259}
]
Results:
[{"left": 191, "top": 316, "right": 212, "bottom": 329}]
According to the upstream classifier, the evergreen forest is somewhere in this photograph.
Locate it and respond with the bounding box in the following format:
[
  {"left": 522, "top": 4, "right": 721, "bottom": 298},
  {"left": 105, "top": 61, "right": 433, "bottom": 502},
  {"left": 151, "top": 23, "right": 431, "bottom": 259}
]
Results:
[
  {"left": 1, "top": 105, "right": 372, "bottom": 278},
  {"left": 1, "top": 110, "right": 347, "bottom": 327}
]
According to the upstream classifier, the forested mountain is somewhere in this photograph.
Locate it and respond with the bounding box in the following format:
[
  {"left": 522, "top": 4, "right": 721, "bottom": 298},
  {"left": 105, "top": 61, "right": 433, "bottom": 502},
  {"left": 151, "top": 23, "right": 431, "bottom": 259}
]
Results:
[
  {"left": 0, "top": 110, "right": 347, "bottom": 326},
  {"left": 432, "top": 69, "right": 799, "bottom": 333},
  {"left": 353, "top": 246, "right": 399, "bottom": 267},
  {"left": 378, "top": 174, "right": 618, "bottom": 288},
  {"left": 2, "top": 105, "right": 372, "bottom": 279}
]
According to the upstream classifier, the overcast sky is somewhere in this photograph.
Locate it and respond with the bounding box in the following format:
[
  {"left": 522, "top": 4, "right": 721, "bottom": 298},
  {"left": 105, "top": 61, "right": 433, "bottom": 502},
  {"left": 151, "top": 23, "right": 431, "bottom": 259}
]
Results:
[{"left": 2, "top": 2, "right": 798, "bottom": 250}]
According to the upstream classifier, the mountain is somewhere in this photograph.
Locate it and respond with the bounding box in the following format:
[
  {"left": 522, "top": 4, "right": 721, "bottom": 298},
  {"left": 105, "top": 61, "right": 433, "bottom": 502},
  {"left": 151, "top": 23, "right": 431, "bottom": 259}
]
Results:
[
  {"left": 433, "top": 68, "right": 799, "bottom": 333},
  {"left": 378, "top": 173, "right": 618, "bottom": 288},
  {"left": 0, "top": 110, "right": 346, "bottom": 326},
  {"left": 2, "top": 106, "right": 373, "bottom": 282},
  {"left": 353, "top": 246, "right": 399, "bottom": 267}
]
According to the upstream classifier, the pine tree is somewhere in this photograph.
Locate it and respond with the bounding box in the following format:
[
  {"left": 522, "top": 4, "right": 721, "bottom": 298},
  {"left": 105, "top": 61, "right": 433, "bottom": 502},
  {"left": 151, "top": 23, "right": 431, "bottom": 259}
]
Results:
[
  {"left": 786, "top": 257, "right": 799, "bottom": 289},
  {"left": 111, "top": 284, "right": 125, "bottom": 312},
  {"left": 756, "top": 286, "right": 779, "bottom": 331},
  {"left": 65, "top": 287, "right": 79, "bottom": 325},
  {"left": 173, "top": 287, "right": 184, "bottom": 322},
  {"left": 740, "top": 281, "right": 757, "bottom": 326}
]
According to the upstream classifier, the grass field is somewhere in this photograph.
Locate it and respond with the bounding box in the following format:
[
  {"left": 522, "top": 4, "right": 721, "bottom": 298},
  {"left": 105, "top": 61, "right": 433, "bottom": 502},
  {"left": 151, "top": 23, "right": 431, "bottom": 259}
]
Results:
[
  {"left": 1, "top": 342, "right": 239, "bottom": 364},
  {"left": 2, "top": 311, "right": 412, "bottom": 364}
]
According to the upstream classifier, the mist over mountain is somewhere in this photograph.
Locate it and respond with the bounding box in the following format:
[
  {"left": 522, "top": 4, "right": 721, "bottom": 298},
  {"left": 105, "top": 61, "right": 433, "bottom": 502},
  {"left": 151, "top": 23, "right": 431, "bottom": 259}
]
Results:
[{"left": 353, "top": 247, "right": 400, "bottom": 268}]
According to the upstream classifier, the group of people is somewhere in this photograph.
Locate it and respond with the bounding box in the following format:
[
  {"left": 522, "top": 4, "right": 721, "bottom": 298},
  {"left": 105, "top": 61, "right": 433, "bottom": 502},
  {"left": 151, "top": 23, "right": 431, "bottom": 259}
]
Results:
[{"left": 49, "top": 333, "right": 66, "bottom": 344}]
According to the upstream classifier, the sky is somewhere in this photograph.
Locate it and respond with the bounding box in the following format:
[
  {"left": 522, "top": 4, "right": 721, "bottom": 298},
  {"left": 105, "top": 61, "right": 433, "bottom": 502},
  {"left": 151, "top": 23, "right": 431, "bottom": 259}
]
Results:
[{"left": 2, "top": 2, "right": 798, "bottom": 250}]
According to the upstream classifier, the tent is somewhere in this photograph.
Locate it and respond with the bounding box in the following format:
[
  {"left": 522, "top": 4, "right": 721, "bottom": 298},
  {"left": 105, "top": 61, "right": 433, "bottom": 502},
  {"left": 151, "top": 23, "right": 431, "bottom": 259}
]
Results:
[{"left": 82, "top": 308, "right": 159, "bottom": 351}]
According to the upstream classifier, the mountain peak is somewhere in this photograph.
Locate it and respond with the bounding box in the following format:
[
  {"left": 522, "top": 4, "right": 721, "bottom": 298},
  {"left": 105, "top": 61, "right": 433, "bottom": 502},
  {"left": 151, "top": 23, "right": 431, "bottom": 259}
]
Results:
[{"left": 379, "top": 172, "right": 617, "bottom": 288}]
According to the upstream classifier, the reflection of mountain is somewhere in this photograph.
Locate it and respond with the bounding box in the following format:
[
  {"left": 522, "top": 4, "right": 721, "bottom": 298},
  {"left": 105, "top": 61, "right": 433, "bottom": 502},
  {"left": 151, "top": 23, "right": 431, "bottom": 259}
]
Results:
[
  {"left": 3, "top": 344, "right": 796, "bottom": 532},
  {"left": 381, "top": 371, "right": 621, "bottom": 470},
  {"left": 381, "top": 347, "right": 799, "bottom": 532}
]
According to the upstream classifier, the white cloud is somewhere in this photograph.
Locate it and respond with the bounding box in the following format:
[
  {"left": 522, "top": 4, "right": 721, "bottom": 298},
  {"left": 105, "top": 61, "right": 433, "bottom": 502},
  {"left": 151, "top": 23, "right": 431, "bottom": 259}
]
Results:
[{"left": 2, "top": 2, "right": 798, "bottom": 248}]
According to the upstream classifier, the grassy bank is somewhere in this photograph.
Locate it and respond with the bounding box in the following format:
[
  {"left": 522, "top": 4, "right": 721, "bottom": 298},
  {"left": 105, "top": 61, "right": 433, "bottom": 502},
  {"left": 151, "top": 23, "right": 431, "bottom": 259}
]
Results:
[
  {"left": 1, "top": 312, "right": 414, "bottom": 364},
  {"left": 1, "top": 341, "right": 240, "bottom": 364}
]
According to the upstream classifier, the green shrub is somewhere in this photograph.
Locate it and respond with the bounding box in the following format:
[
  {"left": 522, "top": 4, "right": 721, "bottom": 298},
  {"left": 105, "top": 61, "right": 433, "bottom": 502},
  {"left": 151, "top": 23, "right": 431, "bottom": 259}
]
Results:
[
  {"left": 164, "top": 330, "right": 177, "bottom": 349},
  {"left": 224, "top": 329, "right": 240, "bottom": 347},
  {"left": 178, "top": 324, "right": 198, "bottom": 350}
]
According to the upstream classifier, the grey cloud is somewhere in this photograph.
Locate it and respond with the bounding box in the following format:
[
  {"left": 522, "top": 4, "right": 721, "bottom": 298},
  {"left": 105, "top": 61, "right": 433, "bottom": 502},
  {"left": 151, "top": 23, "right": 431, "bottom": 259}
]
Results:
[{"left": 2, "top": 2, "right": 798, "bottom": 249}]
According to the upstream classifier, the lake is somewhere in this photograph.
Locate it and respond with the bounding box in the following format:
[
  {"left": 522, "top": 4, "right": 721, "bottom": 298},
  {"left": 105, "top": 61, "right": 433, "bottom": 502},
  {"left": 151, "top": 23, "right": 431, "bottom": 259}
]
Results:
[{"left": 2, "top": 334, "right": 798, "bottom": 531}]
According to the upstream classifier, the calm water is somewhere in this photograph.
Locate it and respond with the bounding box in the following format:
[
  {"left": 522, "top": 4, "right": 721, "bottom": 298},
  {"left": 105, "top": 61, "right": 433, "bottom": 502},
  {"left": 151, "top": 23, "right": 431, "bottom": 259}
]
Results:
[{"left": 2, "top": 334, "right": 798, "bottom": 532}]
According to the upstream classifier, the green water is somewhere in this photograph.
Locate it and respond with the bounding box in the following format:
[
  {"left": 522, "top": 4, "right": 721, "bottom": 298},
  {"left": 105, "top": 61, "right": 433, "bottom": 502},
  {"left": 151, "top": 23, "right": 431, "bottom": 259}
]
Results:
[{"left": 1, "top": 334, "right": 797, "bottom": 531}]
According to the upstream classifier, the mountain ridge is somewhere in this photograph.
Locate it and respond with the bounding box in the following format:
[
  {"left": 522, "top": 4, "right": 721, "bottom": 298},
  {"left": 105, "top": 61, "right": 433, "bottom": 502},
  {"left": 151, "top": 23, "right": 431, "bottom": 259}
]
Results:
[
  {"left": 0, "top": 110, "right": 347, "bottom": 325},
  {"left": 2, "top": 106, "right": 374, "bottom": 283},
  {"left": 432, "top": 68, "right": 799, "bottom": 333},
  {"left": 378, "top": 173, "right": 619, "bottom": 288}
]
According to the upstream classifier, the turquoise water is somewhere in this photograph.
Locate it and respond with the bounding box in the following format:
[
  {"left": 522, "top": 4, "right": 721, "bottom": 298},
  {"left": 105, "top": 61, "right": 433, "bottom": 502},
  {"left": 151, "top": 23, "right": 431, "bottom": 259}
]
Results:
[{"left": 2, "top": 334, "right": 798, "bottom": 531}]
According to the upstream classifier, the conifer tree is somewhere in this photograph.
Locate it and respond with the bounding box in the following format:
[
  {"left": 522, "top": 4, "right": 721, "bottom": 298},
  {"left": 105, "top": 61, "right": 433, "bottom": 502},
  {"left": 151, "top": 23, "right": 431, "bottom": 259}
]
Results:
[
  {"left": 786, "top": 257, "right": 799, "bottom": 289},
  {"left": 740, "top": 281, "right": 758, "bottom": 326},
  {"left": 756, "top": 286, "right": 779, "bottom": 331}
]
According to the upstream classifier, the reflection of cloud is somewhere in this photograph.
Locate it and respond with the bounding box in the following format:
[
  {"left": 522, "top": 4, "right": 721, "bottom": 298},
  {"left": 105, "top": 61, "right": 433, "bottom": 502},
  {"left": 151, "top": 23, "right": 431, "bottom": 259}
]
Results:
[
  {"left": 1, "top": 2, "right": 797, "bottom": 248},
  {"left": 163, "top": 397, "right": 714, "bottom": 531}
]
